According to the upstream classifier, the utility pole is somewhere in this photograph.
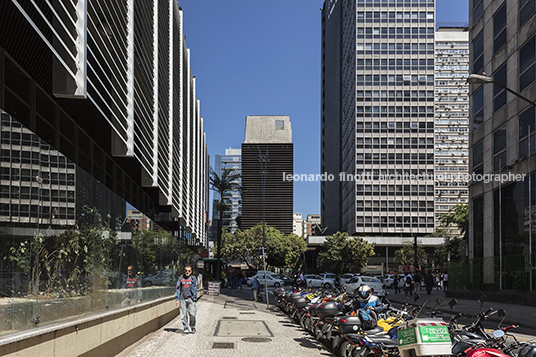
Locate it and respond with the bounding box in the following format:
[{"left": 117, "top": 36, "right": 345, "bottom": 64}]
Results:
[{"left": 258, "top": 148, "right": 270, "bottom": 308}]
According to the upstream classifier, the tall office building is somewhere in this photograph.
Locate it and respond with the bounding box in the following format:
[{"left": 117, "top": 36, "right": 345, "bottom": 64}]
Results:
[
  {"left": 321, "top": 0, "right": 436, "bottom": 236},
  {"left": 213, "top": 148, "right": 242, "bottom": 233},
  {"left": 467, "top": 0, "right": 536, "bottom": 291},
  {"left": 241, "top": 116, "right": 293, "bottom": 234},
  {"left": 434, "top": 24, "right": 470, "bottom": 236}
]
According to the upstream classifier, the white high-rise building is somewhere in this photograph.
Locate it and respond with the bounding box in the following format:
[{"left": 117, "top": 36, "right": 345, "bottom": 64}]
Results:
[{"left": 434, "top": 24, "right": 470, "bottom": 236}]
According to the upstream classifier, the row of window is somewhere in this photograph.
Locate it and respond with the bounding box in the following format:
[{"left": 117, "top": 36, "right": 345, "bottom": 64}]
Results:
[
  {"left": 357, "top": 137, "right": 433, "bottom": 144},
  {"left": 356, "top": 106, "right": 434, "bottom": 113},
  {"left": 357, "top": 11, "right": 434, "bottom": 18},
  {"left": 357, "top": 27, "right": 434, "bottom": 35}
]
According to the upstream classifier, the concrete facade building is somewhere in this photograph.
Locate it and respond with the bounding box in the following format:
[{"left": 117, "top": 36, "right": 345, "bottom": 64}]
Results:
[
  {"left": 241, "top": 116, "right": 293, "bottom": 234},
  {"left": 468, "top": 0, "right": 536, "bottom": 290},
  {"left": 321, "top": 0, "right": 436, "bottom": 236},
  {"left": 434, "top": 24, "right": 470, "bottom": 236},
  {"left": 213, "top": 148, "right": 242, "bottom": 233}
]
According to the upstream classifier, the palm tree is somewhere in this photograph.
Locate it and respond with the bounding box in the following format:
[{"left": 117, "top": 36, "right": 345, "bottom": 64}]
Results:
[{"left": 209, "top": 168, "right": 240, "bottom": 282}]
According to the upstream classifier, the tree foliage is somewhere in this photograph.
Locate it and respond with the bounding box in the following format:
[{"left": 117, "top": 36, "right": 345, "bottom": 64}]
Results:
[
  {"left": 394, "top": 240, "right": 428, "bottom": 270},
  {"left": 217, "top": 224, "right": 307, "bottom": 269},
  {"left": 432, "top": 236, "right": 466, "bottom": 269},
  {"left": 318, "top": 232, "right": 376, "bottom": 274},
  {"left": 439, "top": 203, "right": 469, "bottom": 235}
]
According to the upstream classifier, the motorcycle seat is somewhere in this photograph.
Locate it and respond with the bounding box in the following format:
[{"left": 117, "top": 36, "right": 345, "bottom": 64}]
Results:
[
  {"left": 363, "top": 327, "right": 384, "bottom": 335},
  {"left": 365, "top": 335, "right": 398, "bottom": 347}
]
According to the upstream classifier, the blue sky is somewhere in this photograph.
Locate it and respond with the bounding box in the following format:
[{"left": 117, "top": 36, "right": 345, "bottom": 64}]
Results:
[{"left": 178, "top": 0, "right": 469, "bottom": 219}]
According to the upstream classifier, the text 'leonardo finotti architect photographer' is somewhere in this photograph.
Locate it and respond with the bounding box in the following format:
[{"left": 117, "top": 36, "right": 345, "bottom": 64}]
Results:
[{"left": 0, "top": 0, "right": 209, "bottom": 244}]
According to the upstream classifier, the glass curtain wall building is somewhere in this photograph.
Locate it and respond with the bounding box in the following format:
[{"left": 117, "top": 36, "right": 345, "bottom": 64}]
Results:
[
  {"left": 321, "top": 0, "right": 436, "bottom": 236},
  {"left": 0, "top": 0, "right": 208, "bottom": 337},
  {"left": 213, "top": 148, "right": 242, "bottom": 234}
]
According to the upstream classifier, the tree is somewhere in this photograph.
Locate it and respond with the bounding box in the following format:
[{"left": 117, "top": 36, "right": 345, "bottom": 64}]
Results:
[
  {"left": 217, "top": 224, "right": 307, "bottom": 269},
  {"left": 439, "top": 203, "right": 469, "bottom": 236},
  {"left": 432, "top": 236, "right": 466, "bottom": 270},
  {"left": 318, "top": 232, "right": 376, "bottom": 274},
  {"left": 394, "top": 240, "right": 428, "bottom": 271},
  {"left": 209, "top": 168, "right": 241, "bottom": 281}
]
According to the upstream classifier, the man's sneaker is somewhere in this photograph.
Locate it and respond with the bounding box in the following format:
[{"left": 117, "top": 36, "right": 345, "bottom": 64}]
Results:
[
  {"left": 183, "top": 330, "right": 190, "bottom": 335},
  {"left": 191, "top": 328, "right": 196, "bottom": 334}
]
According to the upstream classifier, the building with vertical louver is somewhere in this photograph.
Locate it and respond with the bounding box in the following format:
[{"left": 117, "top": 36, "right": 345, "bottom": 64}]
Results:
[
  {"left": 0, "top": 0, "right": 209, "bottom": 246},
  {"left": 241, "top": 116, "right": 293, "bottom": 234}
]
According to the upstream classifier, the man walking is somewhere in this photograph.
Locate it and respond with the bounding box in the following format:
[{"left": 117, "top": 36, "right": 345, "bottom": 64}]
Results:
[
  {"left": 424, "top": 271, "right": 434, "bottom": 295},
  {"left": 175, "top": 266, "right": 198, "bottom": 334},
  {"left": 443, "top": 272, "right": 449, "bottom": 292},
  {"left": 251, "top": 275, "right": 261, "bottom": 301}
]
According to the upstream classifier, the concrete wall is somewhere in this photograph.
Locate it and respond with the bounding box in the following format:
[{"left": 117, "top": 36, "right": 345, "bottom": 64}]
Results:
[{"left": 0, "top": 296, "right": 179, "bottom": 357}]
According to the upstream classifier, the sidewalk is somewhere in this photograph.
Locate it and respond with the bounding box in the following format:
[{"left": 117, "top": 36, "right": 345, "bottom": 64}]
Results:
[
  {"left": 385, "top": 286, "right": 536, "bottom": 331},
  {"left": 118, "top": 287, "right": 333, "bottom": 357}
]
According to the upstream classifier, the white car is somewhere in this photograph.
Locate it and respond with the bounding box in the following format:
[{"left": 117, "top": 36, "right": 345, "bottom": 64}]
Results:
[
  {"left": 340, "top": 273, "right": 356, "bottom": 286},
  {"left": 345, "top": 276, "right": 385, "bottom": 297},
  {"left": 306, "top": 274, "right": 335, "bottom": 288},
  {"left": 247, "top": 274, "right": 284, "bottom": 288},
  {"left": 383, "top": 274, "right": 405, "bottom": 288},
  {"left": 319, "top": 273, "right": 337, "bottom": 286}
]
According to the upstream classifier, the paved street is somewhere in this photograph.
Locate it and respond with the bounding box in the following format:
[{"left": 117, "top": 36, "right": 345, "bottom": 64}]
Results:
[
  {"left": 117, "top": 287, "right": 332, "bottom": 357},
  {"left": 117, "top": 284, "right": 536, "bottom": 357}
]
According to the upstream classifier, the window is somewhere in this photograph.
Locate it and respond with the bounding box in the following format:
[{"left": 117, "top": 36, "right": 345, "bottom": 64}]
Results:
[
  {"left": 474, "top": 0, "right": 484, "bottom": 21},
  {"left": 519, "top": 107, "right": 536, "bottom": 158},
  {"left": 520, "top": 0, "right": 536, "bottom": 27},
  {"left": 473, "top": 140, "right": 484, "bottom": 175},
  {"left": 494, "top": 3, "right": 507, "bottom": 53},
  {"left": 493, "top": 125, "right": 507, "bottom": 171},
  {"left": 494, "top": 64, "right": 507, "bottom": 112},
  {"left": 473, "top": 31, "right": 484, "bottom": 74},
  {"left": 520, "top": 35, "right": 536, "bottom": 91},
  {"left": 473, "top": 86, "right": 484, "bottom": 128}
]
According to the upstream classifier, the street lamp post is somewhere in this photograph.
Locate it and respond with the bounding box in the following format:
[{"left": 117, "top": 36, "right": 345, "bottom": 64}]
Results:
[
  {"left": 258, "top": 148, "right": 269, "bottom": 308},
  {"left": 467, "top": 73, "right": 536, "bottom": 291}
]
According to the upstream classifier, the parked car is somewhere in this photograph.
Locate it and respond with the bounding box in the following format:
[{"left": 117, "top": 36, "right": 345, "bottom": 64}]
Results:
[
  {"left": 383, "top": 274, "right": 405, "bottom": 288},
  {"left": 143, "top": 271, "right": 174, "bottom": 287},
  {"left": 272, "top": 274, "right": 294, "bottom": 285},
  {"left": 246, "top": 274, "right": 284, "bottom": 288},
  {"left": 319, "top": 273, "right": 337, "bottom": 286},
  {"left": 345, "top": 276, "right": 385, "bottom": 297},
  {"left": 306, "top": 274, "right": 334, "bottom": 288},
  {"left": 339, "top": 273, "right": 356, "bottom": 286}
]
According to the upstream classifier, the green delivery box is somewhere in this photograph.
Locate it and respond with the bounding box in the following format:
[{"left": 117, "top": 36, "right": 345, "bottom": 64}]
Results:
[{"left": 398, "top": 318, "right": 452, "bottom": 357}]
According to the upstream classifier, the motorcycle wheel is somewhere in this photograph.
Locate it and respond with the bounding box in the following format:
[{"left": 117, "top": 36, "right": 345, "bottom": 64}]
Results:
[
  {"left": 339, "top": 341, "right": 352, "bottom": 357},
  {"left": 314, "top": 324, "right": 323, "bottom": 340},
  {"left": 331, "top": 334, "right": 342, "bottom": 355},
  {"left": 299, "top": 314, "right": 307, "bottom": 330}
]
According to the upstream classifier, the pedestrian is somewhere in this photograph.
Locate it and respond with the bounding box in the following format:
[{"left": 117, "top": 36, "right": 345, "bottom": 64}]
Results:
[
  {"left": 424, "top": 271, "right": 434, "bottom": 295},
  {"left": 251, "top": 276, "right": 261, "bottom": 301},
  {"left": 221, "top": 270, "right": 227, "bottom": 288},
  {"left": 443, "top": 272, "right": 449, "bottom": 292},
  {"left": 121, "top": 265, "right": 142, "bottom": 307},
  {"left": 175, "top": 265, "right": 198, "bottom": 334},
  {"left": 238, "top": 269, "right": 244, "bottom": 290},
  {"left": 435, "top": 273, "right": 441, "bottom": 290},
  {"left": 404, "top": 273, "right": 413, "bottom": 296},
  {"left": 393, "top": 273, "right": 401, "bottom": 294},
  {"left": 414, "top": 271, "right": 422, "bottom": 293}
]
